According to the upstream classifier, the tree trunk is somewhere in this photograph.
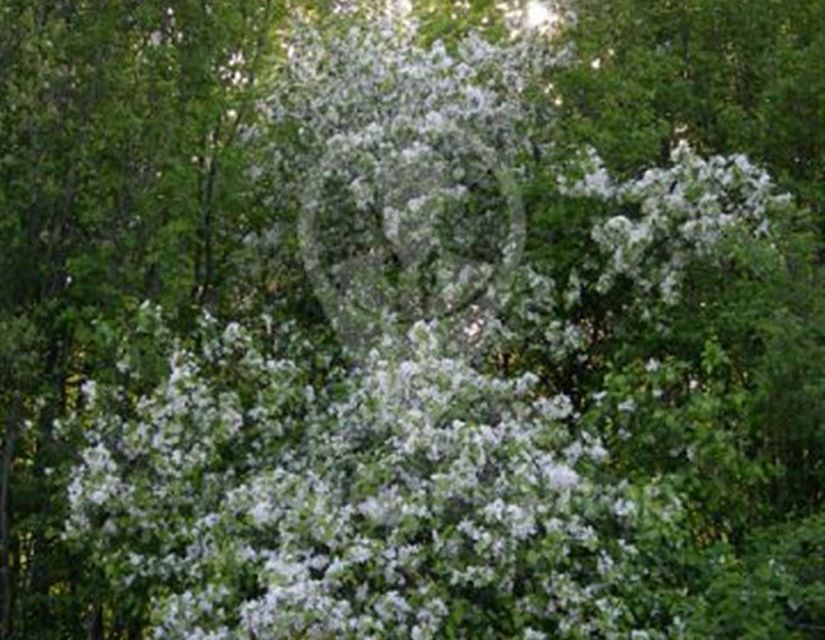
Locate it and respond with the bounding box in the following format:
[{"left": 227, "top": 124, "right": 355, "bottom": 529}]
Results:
[
  {"left": 1, "top": 394, "right": 20, "bottom": 639},
  {"left": 88, "top": 604, "right": 104, "bottom": 640}
]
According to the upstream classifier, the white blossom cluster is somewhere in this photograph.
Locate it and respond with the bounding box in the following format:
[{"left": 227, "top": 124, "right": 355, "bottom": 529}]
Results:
[
  {"left": 259, "top": 20, "right": 559, "bottom": 353},
  {"left": 493, "top": 264, "right": 595, "bottom": 366},
  {"left": 560, "top": 141, "right": 788, "bottom": 304},
  {"left": 66, "top": 316, "right": 682, "bottom": 639},
  {"left": 486, "top": 143, "right": 788, "bottom": 390},
  {"left": 64, "top": 308, "right": 311, "bottom": 592}
]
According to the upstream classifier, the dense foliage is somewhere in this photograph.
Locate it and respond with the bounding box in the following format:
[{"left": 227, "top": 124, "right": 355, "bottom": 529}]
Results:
[{"left": 1, "top": 1, "right": 822, "bottom": 638}]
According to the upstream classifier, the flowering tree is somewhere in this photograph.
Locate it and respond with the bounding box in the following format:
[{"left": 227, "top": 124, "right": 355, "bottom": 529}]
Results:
[
  {"left": 63, "top": 14, "right": 813, "bottom": 640},
  {"left": 67, "top": 308, "right": 688, "bottom": 639},
  {"left": 254, "top": 19, "right": 563, "bottom": 356}
]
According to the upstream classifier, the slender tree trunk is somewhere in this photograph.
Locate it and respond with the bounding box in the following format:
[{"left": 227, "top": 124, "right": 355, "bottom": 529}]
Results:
[
  {"left": 127, "top": 619, "right": 142, "bottom": 640},
  {"left": 1, "top": 394, "right": 20, "bottom": 639},
  {"left": 88, "top": 604, "right": 104, "bottom": 640}
]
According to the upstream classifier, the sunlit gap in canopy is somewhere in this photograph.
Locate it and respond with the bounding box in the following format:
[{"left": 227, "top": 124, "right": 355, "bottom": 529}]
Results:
[
  {"left": 526, "top": 1, "right": 552, "bottom": 28},
  {"left": 524, "top": 0, "right": 561, "bottom": 35},
  {"left": 385, "top": 0, "right": 413, "bottom": 20},
  {"left": 495, "top": 0, "right": 562, "bottom": 38},
  {"left": 381, "top": 1, "right": 562, "bottom": 36}
]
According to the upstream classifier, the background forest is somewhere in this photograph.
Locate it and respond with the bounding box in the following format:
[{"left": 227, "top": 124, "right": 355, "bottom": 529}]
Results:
[{"left": 0, "top": 1, "right": 823, "bottom": 638}]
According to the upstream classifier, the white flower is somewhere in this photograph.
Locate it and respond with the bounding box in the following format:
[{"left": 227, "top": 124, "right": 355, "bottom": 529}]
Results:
[
  {"left": 80, "top": 380, "right": 97, "bottom": 405},
  {"left": 618, "top": 399, "right": 637, "bottom": 413}
]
